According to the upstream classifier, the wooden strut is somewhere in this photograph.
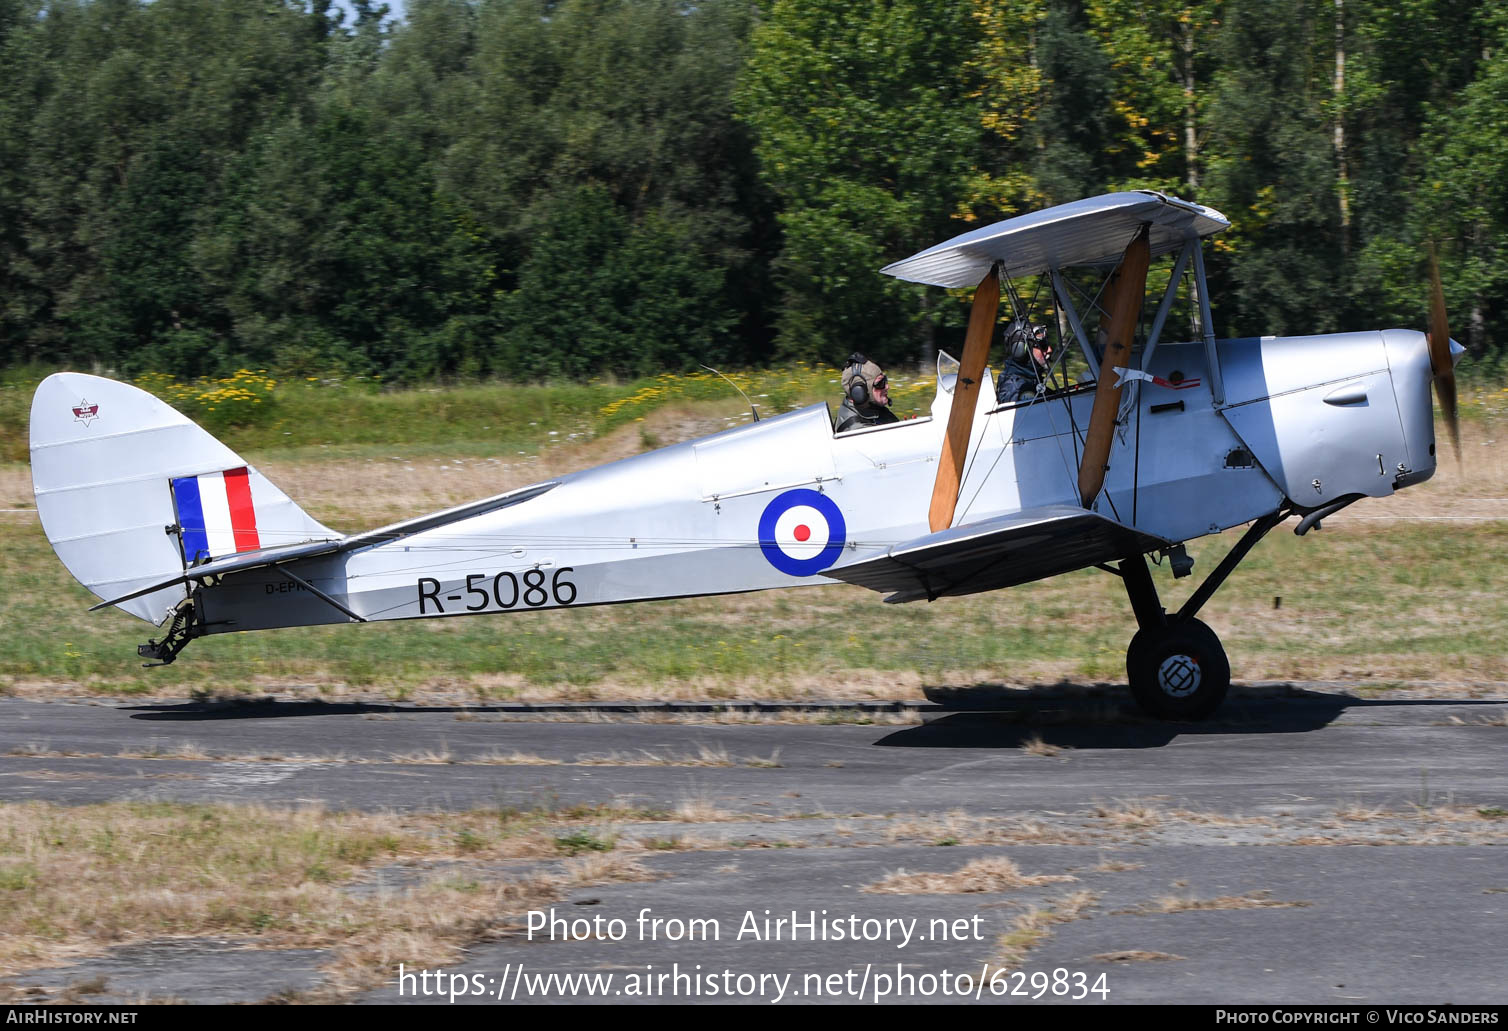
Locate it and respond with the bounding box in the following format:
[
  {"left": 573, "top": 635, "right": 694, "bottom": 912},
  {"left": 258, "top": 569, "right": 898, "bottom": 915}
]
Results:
[
  {"left": 928, "top": 264, "right": 1001, "bottom": 533},
  {"left": 1078, "top": 225, "right": 1151, "bottom": 509}
]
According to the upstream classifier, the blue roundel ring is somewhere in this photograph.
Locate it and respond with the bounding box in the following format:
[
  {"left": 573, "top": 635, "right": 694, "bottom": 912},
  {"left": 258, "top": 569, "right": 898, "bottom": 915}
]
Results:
[{"left": 758, "top": 488, "right": 846, "bottom": 577}]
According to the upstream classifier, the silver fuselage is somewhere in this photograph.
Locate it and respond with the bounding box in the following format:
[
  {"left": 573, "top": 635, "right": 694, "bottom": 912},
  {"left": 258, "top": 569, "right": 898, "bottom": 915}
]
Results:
[{"left": 199, "top": 329, "right": 1438, "bottom": 633}]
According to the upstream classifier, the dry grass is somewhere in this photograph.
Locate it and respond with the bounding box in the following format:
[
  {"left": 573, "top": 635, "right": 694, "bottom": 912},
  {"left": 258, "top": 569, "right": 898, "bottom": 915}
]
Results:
[
  {"left": 1334, "top": 801, "right": 1390, "bottom": 822},
  {"left": 881, "top": 810, "right": 984, "bottom": 846},
  {"left": 993, "top": 818, "right": 1098, "bottom": 845},
  {"left": 863, "top": 857, "right": 1077, "bottom": 895},
  {"left": 1090, "top": 950, "right": 1186, "bottom": 962},
  {"left": 385, "top": 748, "right": 457, "bottom": 765},
  {"left": 1445, "top": 713, "right": 1508, "bottom": 727},
  {"left": 473, "top": 751, "right": 565, "bottom": 766},
  {"left": 878, "top": 811, "right": 1093, "bottom": 847},
  {"left": 114, "top": 742, "right": 214, "bottom": 761},
  {"left": 555, "top": 851, "right": 654, "bottom": 886},
  {"left": 1123, "top": 889, "right": 1311, "bottom": 915},
  {"left": 592, "top": 745, "right": 775, "bottom": 768},
  {"left": 996, "top": 890, "right": 1099, "bottom": 969},
  {"left": 7, "top": 742, "right": 87, "bottom": 758},
  {"left": 0, "top": 800, "right": 664, "bottom": 994},
  {"left": 1407, "top": 804, "right": 1508, "bottom": 825},
  {"left": 671, "top": 795, "right": 739, "bottom": 823},
  {"left": 1087, "top": 800, "right": 1274, "bottom": 832},
  {"left": 1317, "top": 802, "right": 1508, "bottom": 835},
  {"left": 576, "top": 747, "right": 731, "bottom": 767},
  {"left": 1091, "top": 800, "right": 1164, "bottom": 829},
  {"left": 2, "top": 743, "right": 780, "bottom": 769},
  {"left": 322, "top": 852, "right": 656, "bottom": 996},
  {"left": 1164, "top": 808, "right": 1274, "bottom": 827},
  {"left": 1020, "top": 734, "right": 1068, "bottom": 757}
]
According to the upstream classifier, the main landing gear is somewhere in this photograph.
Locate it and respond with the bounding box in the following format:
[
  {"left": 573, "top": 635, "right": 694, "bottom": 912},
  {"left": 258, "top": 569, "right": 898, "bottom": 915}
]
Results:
[{"left": 1116, "top": 510, "right": 1286, "bottom": 720}]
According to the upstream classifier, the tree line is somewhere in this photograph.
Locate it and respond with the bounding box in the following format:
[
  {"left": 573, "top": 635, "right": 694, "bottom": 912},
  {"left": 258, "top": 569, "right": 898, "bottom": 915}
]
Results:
[{"left": 0, "top": 0, "right": 1501, "bottom": 383}]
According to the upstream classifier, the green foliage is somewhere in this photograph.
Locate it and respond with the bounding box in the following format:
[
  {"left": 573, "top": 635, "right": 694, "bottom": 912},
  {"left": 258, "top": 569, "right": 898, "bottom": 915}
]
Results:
[
  {"left": 553, "top": 830, "right": 614, "bottom": 856},
  {"left": 499, "top": 186, "right": 735, "bottom": 379},
  {"left": 0, "top": 0, "right": 767, "bottom": 381},
  {"left": 132, "top": 368, "right": 278, "bottom": 435},
  {"left": 1031, "top": 1, "right": 1122, "bottom": 204},
  {"left": 0, "top": 0, "right": 1506, "bottom": 378},
  {"left": 12, "top": 0, "right": 332, "bottom": 371},
  {"left": 1409, "top": 5, "right": 1508, "bottom": 354},
  {"left": 1082, "top": 0, "right": 1219, "bottom": 193},
  {"left": 736, "top": 0, "right": 986, "bottom": 365},
  {"left": 1201, "top": 0, "right": 1346, "bottom": 337}
]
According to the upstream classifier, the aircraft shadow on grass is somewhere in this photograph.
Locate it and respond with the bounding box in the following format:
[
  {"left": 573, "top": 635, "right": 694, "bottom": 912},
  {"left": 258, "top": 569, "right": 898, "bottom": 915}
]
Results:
[
  {"left": 121, "top": 683, "right": 1506, "bottom": 756},
  {"left": 875, "top": 684, "right": 1506, "bottom": 750}
]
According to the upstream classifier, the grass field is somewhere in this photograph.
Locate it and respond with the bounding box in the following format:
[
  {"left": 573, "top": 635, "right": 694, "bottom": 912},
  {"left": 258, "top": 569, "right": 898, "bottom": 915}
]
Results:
[
  {"left": 3, "top": 366, "right": 1507, "bottom": 701},
  {"left": 1, "top": 796, "right": 1500, "bottom": 995},
  {"left": 0, "top": 798, "right": 676, "bottom": 993}
]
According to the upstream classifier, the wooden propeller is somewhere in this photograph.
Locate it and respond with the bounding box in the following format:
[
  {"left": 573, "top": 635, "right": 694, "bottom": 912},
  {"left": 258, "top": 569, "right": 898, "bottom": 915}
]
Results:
[
  {"left": 928, "top": 264, "right": 1001, "bottom": 532},
  {"left": 1078, "top": 225, "right": 1151, "bottom": 509},
  {"left": 1426, "top": 241, "right": 1461, "bottom": 463}
]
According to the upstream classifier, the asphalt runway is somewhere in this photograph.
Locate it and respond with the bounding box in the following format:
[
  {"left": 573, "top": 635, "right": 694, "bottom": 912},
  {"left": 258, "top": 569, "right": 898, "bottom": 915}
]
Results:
[{"left": 2, "top": 689, "right": 1505, "bottom": 1005}]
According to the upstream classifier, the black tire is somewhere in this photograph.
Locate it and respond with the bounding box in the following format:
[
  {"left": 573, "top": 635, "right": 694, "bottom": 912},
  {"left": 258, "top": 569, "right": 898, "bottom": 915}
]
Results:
[{"left": 1126, "top": 618, "right": 1230, "bottom": 720}]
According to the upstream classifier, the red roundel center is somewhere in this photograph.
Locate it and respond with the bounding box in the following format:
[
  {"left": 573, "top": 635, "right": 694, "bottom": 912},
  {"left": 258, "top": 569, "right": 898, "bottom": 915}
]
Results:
[{"left": 793, "top": 524, "right": 812, "bottom": 542}]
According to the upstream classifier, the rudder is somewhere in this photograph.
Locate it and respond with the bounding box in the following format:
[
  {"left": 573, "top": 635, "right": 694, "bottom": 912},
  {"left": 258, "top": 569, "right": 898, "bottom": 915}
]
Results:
[{"left": 30, "top": 372, "right": 337, "bottom": 624}]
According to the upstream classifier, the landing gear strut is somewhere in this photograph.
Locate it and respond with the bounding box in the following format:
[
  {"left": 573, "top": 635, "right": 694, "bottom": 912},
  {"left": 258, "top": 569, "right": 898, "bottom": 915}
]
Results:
[{"left": 1117, "top": 510, "right": 1286, "bottom": 720}]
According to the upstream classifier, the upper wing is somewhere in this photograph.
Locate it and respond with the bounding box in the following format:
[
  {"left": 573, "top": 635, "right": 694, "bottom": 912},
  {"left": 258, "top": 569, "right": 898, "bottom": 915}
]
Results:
[
  {"left": 880, "top": 190, "right": 1228, "bottom": 287},
  {"left": 828, "top": 505, "right": 1170, "bottom": 603}
]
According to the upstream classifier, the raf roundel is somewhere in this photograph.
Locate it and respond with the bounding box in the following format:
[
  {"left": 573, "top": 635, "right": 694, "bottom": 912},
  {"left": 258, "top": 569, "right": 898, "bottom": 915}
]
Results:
[{"left": 757, "top": 488, "right": 846, "bottom": 577}]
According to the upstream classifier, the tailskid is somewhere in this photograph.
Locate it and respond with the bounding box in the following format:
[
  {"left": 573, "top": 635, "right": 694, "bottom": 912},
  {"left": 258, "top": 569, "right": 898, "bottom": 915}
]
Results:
[{"left": 137, "top": 598, "right": 202, "bottom": 667}]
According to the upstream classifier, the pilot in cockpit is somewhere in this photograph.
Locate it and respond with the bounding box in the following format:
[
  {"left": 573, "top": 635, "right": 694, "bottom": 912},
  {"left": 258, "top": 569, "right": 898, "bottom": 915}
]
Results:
[
  {"left": 835, "top": 353, "right": 900, "bottom": 433},
  {"left": 995, "top": 317, "right": 1054, "bottom": 404}
]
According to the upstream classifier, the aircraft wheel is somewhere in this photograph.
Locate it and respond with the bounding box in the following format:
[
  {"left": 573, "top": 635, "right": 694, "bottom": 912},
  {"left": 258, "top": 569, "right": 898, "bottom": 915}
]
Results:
[{"left": 1126, "top": 618, "right": 1230, "bottom": 720}]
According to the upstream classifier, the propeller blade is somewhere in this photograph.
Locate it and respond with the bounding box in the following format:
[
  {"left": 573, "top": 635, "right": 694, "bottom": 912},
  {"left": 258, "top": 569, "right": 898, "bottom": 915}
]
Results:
[
  {"left": 928, "top": 264, "right": 1000, "bottom": 532},
  {"left": 1078, "top": 225, "right": 1151, "bottom": 508},
  {"left": 1427, "top": 241, "right": 1460, "bottom": 463}
]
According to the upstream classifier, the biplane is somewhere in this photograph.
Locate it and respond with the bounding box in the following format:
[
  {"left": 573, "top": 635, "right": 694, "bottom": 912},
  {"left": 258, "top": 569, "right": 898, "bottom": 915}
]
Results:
[{"left": 29, "top": 191, "right": 1463, "bottom": 718}]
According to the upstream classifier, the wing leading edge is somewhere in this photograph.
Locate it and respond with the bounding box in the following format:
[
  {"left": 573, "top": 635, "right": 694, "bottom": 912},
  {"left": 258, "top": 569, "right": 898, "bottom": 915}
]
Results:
[
  {"left": 828, "top": 505, "right": 1170, "bottom": 603},
  {"left": 880, "top": 190, "right": 1228, "bottom": 288}
]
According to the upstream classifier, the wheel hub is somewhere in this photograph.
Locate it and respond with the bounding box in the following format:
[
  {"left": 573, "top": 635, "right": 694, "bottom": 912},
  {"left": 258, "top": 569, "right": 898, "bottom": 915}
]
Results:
[{"left": 1157, "top": 653, "right": 1202, "bottom": 697}]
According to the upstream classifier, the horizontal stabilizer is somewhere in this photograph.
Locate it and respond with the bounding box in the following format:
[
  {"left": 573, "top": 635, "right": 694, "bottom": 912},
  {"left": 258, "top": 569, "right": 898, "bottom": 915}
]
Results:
[
  {"left": 87, "top": 537, "right": 345, "bottom": 611},
  {"left": 827, "top": 505, "right": 1169, "bottom": 602},
  {"left": 88, "top": 480, "right": 562, "bottom": 612}
]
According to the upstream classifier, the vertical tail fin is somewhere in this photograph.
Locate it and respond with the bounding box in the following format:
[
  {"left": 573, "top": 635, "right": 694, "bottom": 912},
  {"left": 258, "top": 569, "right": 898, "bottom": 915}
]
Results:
[{"left": 30, "top": 372, "right": 337, "bottom": 624}]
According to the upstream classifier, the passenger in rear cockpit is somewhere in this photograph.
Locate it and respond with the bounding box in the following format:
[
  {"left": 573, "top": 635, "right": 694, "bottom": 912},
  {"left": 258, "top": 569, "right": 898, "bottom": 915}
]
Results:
[{"left": 835, "top": 354, "right": 899, "bottom": 433}]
